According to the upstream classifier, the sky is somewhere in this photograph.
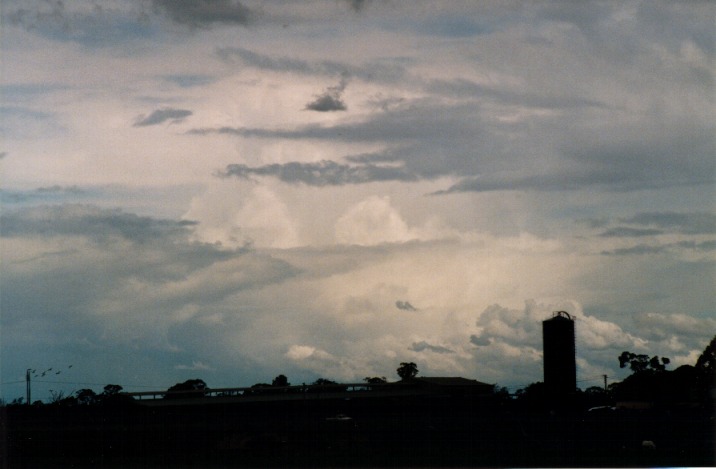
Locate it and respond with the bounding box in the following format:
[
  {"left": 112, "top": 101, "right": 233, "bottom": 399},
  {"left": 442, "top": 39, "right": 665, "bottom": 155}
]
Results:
[{"left": 1, "top": 0, "right": 714, "bottom": 402}]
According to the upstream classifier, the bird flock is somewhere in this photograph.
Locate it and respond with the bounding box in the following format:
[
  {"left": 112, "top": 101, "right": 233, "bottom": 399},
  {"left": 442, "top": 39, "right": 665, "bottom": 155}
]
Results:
[{"left": 30, "top": 365, "right": 73, "bottom": 378}]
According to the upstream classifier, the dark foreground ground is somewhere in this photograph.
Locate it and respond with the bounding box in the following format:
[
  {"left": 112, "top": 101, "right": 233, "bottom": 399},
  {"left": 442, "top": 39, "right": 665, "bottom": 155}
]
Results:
[{"left": 2, "top": 394, "right": 714, "bottom": 468}]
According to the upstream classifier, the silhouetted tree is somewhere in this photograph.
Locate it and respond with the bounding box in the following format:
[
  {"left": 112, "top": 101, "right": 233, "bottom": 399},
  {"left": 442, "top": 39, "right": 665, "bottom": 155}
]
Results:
[
  {"left": 312, "top": 378, "right": 338, "bottom": 386},
  {"left": 618, "top": 351, "right": 670, "bottom": 374},
  {"left": 364, "top": 376, "right": 387, "bottom": 384},
  {"left": 694, "top": 335, "right": 716, "bottom": 403},
  {"left": 396, "top": 362, "right": 418, "bottom": 380},
  {"left": 75, "top": 389, "right": 98, "bottom": 405},
  {"left": 102, "top": 384, "right": 123, "bottom": 396},
  {"left": 272, "top": 374, "right": 289, "bottom": 387},
  {"left": 165, "top": 379, "right": 208, "bottom": 399},
  {"left": 515, "top": 381, "right": 545, "bottom": 402},
  {"left": 695, "top": 335, "right": 716, "bottom": 374}
]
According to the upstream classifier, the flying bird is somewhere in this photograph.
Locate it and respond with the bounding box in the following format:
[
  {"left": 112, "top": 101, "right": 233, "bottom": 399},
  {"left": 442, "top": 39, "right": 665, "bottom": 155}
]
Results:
[
  {"left": 68, "top": 365, "right": 73, "bottom": 368},
  {"left": 56, "top": 371, "right": 61, "bottom": 375}
]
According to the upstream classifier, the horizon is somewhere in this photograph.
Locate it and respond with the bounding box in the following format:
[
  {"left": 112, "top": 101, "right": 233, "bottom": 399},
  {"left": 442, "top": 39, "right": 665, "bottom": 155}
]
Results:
[{"left": 1, "top": 1, "right": 714, "bottom": 404}]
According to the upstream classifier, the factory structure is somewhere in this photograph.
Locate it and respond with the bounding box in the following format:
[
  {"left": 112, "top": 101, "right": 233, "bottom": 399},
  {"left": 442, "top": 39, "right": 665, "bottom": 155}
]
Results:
[{"left": 542, "top": 311, "right": 577, "bottom": 397}]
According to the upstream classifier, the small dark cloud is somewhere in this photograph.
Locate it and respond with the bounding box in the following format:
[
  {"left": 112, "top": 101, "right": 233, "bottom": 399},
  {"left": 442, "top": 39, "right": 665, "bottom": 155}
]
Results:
[
  {"left": 409, "top": 341, "right": 454, "bottom": 354},
  {"left": 152, "top": 0, "right": 254, "bottom": 28},
  {"left": 395, "top": 300, "right": 417, "bottom": 311},
  {"left": 676, "top": 240, "right": 716, "bottom": 252},
  {"left": 134, "top": 108, "right": 192, "bottom": 127},
  {"left": 620, "top": 212, "right": 716, "bottom": 235},
  {"left": 0, "top": 151, "right": 7, "bottom": 159},
  {"left": 36, "top": 185, "right": 84, "bottom": 194},
  {"left": 216, "top": 47, "right": 407, "bottom": 83},
  {"left": 163, "top": 74, "right": 216, "bottom": 88},
  {"left": 600, "top": 244, "right": 667, "bottom": 256},
  {"left": 218, "top": 160, "right": 419, "bottom": 186},
  {"left": 599, "top": 227, "right": 663, "bottom": 237},
  {"left": 469, "top": 335, "right": 490, "bottom": 346},
  {"left": 601, "top": 239, "right": 716, "bottom": 256},
  {"left": 305, "top": 78, "right": 348, "bottom": 112},
  {"left": 347, "top": 0, "right": 371, "bottom": 12}
]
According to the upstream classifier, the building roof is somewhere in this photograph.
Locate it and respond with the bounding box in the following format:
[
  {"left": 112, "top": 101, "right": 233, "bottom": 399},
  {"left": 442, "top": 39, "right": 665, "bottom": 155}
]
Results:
[{"left": 411, "top": 377, "right": 493, "bottom": 387}]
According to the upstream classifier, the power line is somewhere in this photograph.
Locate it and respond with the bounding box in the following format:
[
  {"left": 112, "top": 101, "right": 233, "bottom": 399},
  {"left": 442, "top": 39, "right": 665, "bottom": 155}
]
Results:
[
  {"left": 32, "top": 380, "right": 167, "bottom": 389},
  {"left": 0, "top": 380, "right": 26, "bottom": 386}
]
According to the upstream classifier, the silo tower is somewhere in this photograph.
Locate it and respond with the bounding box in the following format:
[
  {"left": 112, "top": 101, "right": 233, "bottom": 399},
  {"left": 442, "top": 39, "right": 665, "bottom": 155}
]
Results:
[{"left": 542, "top": 311, "right": 576, "bottom": 397}]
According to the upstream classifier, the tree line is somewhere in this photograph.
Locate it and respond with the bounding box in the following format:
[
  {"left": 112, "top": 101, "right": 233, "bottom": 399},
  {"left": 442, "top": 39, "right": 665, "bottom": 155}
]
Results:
[{"left": 4, "top": 334, "right": 714, "bottom": 408}]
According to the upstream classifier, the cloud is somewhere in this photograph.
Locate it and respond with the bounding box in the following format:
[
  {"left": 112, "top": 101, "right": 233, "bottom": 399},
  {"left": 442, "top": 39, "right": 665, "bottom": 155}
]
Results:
[
  {"left": 469, "top": 335, "right": 490, "bottom": 346},
  {"left": 0, "top": 151, "right": 7, "bottom": 159},
  {"left": 218, "top": 160, "right": 418, "bottom": 186},
  {"left": 216, "top": 47, "right": 408, "bottom": 83},
  {"left": 175, "top": 360, "right": 213, "bottom": 371},
  {"left": 134, "top": 108, "right": 193, "bottom": 127},
  {"left": 163, "top": 74, "right": 217, "bottom": 88},
  {"left": 600, "top": 240, "right": 716, "bottom": 256},
  {"left": 0, "top": 204, "right": 199, "bottom": 245},
  {"left": 151, "top": 0, "right": 255, "bottom": 28},
  {"left": 395, "top": 300, "right": 417, "bottom": 311},
  {"left": 305, "top": 78, "right": 348, "bottom": 112},
  {"left": 409, "top": 341, "right": 454, "bottom": 354},
  {"left": 599, "top": 227, "right": 664, "bottom": 237},
  {"left": 5, "top": 1, "right": 154, "bottom": 46},
  {"left": 347, "top": 0, "right": 372, "bottom": 13},
  {"left": 620, "top": 212, "right": 716, "bottom": 235},
  {"left": 335, "top": 196, "right": 416, "bottom": 245}
]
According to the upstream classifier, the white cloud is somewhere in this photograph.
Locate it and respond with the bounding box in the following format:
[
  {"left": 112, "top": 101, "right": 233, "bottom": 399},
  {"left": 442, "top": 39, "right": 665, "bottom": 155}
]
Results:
[{"left": 175, "top": 360, "right": 213, "bottom": 371}]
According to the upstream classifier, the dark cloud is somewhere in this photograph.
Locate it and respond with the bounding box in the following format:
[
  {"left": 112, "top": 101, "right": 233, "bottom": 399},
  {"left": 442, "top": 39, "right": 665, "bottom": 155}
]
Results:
[
  {"left": 151, "top": 0, "right": 254, "bottom": 28},
  {"left": 305, "top": 78, "right": 348, "bottom": 112},
  {"left": 5, "top": 1, "right": 154, "bottom": 47},
  {"left": 0, "top": 151, "right": 7, "bottom": 159},
  {"left": 347, "top": 0, "right": 372, "bottom": 13},
  {"left": 218, "top": 160, "right": 419, "bottom": 186},
  {"left": 193, "top": 95, "right": 715, "bottom": 193},
  {"left": 600, "top": 244, "right": 667, "bottom": 256},
  {"left": 163, "top": 74, "right": 217, "bottom": 88},
  {"left": 620, "top": 212, "right": 716, "bottom": 235},
  {"left": 0, "top": 204, "right": 199, "bottom": 245},
  {"left": 134, "top": 108, "right": 192, "bottom": 127},
  {"left": 395, "top": 300, "right": 417, "bottom": 311},
  {"left": 409, "top": 341, "right": 454, "bottom": 354},
  {"left": 216, "top": 47, "right": 408, "bottom": 83},
  {"left": 36, "top": 185, "right": 85, "bottom": 195},
  {"left": 427, "top": 78, "right": 606, "bottom": 110},
  {"left": 600, "top": 240, "right": 716, "bottom": 256},
  {"left": 469, "top": 335, "right": 490, "bottom": 346},
  {"left": 599, "top": 227, "right": 663, "bottom": 238}
]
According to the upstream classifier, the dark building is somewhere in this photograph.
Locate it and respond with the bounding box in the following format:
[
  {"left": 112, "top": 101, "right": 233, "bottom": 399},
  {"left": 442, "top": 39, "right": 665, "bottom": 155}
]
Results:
[{"left": 542, "top": 311, "right": 576, "bottom": 397}]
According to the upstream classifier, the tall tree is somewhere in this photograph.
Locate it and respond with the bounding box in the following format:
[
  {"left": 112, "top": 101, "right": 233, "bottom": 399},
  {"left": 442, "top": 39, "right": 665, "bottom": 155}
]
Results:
[{"left": 397, "top": 362, "right": 418, "bottom": 380}]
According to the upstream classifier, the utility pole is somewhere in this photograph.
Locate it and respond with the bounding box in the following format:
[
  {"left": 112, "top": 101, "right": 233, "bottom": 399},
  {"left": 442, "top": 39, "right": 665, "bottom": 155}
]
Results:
[
  {"left": 26, "top": 369, "right": 31, "bottom": 405},
  {"left": 603, "top": 374, "right": 608, "bottom": 392}
]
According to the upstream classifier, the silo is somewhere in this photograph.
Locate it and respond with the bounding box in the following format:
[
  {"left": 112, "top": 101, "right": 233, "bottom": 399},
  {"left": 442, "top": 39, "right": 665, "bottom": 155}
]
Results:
[{"left": 542, "top": 311, "right": 576, "bottom": 397}]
